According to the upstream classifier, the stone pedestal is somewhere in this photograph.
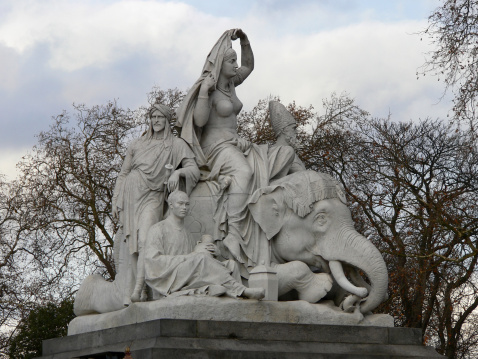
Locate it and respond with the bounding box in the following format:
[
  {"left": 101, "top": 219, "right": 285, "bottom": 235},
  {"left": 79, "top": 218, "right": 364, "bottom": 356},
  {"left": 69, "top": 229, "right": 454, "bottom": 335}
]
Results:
[
  {"left": 38, "top": 319, "right": 443, "bottom": 359},
  {"left": 248, "top": 265, "right": 278, "bottom": 300},
  {"left": 67, "top": 297, "right": 394, "bottom": 335},
  {"left": 36, "top": 298, "right": 442, "bottom": 358}
]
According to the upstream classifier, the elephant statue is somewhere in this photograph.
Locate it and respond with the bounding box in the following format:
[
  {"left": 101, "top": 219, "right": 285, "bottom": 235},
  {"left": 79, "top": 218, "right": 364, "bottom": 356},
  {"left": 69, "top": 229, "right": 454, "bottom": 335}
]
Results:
[
  {"left": 247, "top": 170, "right": 388, "bottom": 314},
  {"left": 185, "top": 170, "right": 388, "bottom": 314}
]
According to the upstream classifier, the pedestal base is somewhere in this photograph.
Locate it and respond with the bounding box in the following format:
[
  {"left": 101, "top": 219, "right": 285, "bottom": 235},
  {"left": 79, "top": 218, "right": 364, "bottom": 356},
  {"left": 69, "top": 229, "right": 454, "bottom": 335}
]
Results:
[
  {"left": 67, "top": 297, "right": 393, "bottom": 335},
  {"left": 39, "top": 319, "right": 442, "bottom": 358}
]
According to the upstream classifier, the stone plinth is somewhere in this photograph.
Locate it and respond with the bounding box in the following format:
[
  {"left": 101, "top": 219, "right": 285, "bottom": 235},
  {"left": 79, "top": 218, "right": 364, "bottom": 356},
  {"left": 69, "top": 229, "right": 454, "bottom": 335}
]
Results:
[
  {"left": 248, "top": 265, "right": 278, "bottom": 301},
  {"left": 38, "top": 318, "right": 443, "bottom": 359},
  {"left": 36, "top": 298, "right": 443, "bottom": 358},
  {"left": 68, "top": 297, "right": 393, "bottom": 335}
]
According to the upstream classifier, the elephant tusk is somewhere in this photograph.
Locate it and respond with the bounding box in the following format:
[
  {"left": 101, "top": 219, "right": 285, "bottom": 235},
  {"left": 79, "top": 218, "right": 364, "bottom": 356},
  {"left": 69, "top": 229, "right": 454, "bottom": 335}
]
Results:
[
  {"left": 329, "top": 260, "right": 368, "bottom": 298},
  {"left": 349, "top": 266, "right": 372, "bottom": 293}
]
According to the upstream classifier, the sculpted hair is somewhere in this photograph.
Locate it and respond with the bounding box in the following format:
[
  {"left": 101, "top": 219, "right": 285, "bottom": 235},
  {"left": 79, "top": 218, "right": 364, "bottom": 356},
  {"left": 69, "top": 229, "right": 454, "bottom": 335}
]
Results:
[
  {"left": 168, "top": 190, "right": 188, "bottom": 206},
  {"left": 223, "top": 48, "right": 237, "bottom": 62}
]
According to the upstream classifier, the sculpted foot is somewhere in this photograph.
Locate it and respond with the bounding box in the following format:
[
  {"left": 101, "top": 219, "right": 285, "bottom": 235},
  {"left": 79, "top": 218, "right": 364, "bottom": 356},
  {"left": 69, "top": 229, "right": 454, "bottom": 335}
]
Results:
[
  {"left": 243, "top": 287, "right": 265, "bottom": 300},
  {"left": 219, "top": 175, "right": 232, "bottom": 190},
  {"left": 131, "top": 278, "right": 145, "bottom": 303},
  {"left": 131, "top": 291, "right": 141, "bottom": 303},
  {"left": 297, "top": 272, "right": 333, "bottom": 303},
  {"left": 131, "top": 284, "right": 144, "bottom": 303}
]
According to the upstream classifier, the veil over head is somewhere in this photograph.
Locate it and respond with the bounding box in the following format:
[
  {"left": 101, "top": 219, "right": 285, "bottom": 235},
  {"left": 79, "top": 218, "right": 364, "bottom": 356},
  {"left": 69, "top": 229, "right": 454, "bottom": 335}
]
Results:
[{"left": 176, "top": 29, "right": 236, "bottom": 167}]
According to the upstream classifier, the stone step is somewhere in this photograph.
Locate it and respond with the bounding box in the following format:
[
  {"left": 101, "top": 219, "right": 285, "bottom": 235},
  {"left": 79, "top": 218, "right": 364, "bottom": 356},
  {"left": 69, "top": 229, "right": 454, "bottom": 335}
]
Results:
[{"left": 38, "top": 319, "right": 443, "bottom": 359}]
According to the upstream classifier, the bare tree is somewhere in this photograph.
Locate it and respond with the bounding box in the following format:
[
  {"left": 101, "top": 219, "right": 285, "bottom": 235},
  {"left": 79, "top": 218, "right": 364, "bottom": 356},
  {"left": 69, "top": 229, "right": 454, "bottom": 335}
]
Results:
[
  {"left": 320, "top": 114, "right": 478, "bottom": 358},
  {"left": 11, "top": 101, "right": 140, "bottom": 280},
  {"left": 0, "top": 176, "right": 22, "bottom": 355},
  {"left": 241, "top": 93, "right": 478, "bottom": 358},
  {"left": 0, "top": 88, "right": 185, "bottom": 353},
  {"left": 419, "top": 0, "right": 478, "bottom": 126},
  {"left": 3, "top": 88, "right": 477, "bottom": 358}
]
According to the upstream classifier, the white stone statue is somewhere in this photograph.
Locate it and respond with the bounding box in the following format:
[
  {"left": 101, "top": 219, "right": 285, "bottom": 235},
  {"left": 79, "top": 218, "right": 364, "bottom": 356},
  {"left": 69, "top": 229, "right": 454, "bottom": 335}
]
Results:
[
  {"left": 73, "top": 30, "right": 390, "bottom": 325},
  {"left": 177, "top": 29, "right": 298, "bottom": 267},
  {"left": 194, "top": 234, "right": 243, "bottom": 281},
  {"left": 112, "top": 103, "right": 199, "bottom": 303},
  {"left": 143, "top": 190, "right": 265, "bottom": 300},
  {"left": 269, "top": 100, "right": 306, "bottom": 175},
  {"left": 248, "top": 171, "right": 388, "bottom": 314}
]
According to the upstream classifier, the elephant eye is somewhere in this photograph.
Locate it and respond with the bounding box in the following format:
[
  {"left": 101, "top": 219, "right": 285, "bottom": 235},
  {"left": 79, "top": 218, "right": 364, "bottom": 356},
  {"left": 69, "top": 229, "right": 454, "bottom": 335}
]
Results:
[{"left": 314, "top": 213, "right": 327, "bottom": 225}]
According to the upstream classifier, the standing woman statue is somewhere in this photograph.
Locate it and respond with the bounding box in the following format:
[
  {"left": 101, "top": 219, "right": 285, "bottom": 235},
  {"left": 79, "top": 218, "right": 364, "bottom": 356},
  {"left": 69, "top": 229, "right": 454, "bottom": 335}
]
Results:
[
  {"left": 176, "top": 29, "right": 256, "bottom": 264},
  {"left": 113, "top": 104, "right": 199, "bottom": 303}
]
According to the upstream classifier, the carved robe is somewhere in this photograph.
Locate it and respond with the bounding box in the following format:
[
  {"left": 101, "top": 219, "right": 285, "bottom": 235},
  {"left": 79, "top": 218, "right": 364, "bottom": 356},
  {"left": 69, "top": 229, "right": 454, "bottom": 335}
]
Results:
[
  {"left": 113, "top": 136, "right": 198, "bottom": 254},
  {"left": 144, "top": 219, "right": 246, "bottom": 298}
]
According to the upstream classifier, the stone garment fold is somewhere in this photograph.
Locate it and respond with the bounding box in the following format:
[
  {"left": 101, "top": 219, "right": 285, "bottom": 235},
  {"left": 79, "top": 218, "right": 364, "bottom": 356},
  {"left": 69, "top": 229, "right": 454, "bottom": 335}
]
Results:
[{"left": 144, "top": 220, "right": 246, "bottom": 299}]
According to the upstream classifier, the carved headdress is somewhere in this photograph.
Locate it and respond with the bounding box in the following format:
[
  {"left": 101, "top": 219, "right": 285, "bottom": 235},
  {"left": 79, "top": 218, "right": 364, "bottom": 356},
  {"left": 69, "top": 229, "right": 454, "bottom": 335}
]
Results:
[
  {"left": 269, "top": 101, "right": 296, "bottom": 135},
  {"left": 149, "top": 103, "right": 172, "bottom": 121},
  {"left": 144, "top": 103, "right": 174, "bottom": 144}
]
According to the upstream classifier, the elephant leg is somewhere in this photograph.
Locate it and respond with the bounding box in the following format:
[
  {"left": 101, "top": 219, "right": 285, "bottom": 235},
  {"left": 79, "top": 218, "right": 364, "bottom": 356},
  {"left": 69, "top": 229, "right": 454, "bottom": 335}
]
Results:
[
  {"left": 340, "top": 294, "right": 364, "bottom": 313},
  {"left": 275, "top": 261, "right": 333, "bottom": 303}
]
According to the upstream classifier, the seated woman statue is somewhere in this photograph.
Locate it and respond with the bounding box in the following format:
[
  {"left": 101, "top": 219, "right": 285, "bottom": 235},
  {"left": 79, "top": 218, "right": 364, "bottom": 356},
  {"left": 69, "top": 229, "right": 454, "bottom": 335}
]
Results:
[
  {"left": 177, "top": 29, "right": 297, "bottom": 267},
  {"left": 112, "top": 103, "right": 199, "bottom": 303},
  {"left": 144, "top": 190, "right": 265, "bottom": 300}
]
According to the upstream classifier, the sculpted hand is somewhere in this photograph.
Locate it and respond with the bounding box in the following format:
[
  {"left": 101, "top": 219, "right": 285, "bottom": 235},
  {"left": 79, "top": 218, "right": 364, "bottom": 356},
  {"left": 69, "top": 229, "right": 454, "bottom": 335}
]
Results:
[
  {"left": 167, "top": 171, "right": 180, "bottom": 192},
  {"left": 193, "top": 243, "right": 216, "bottom": 257},
  {"left": 201, "top": 73, "right": 216, "bottom": 93},
  {"left": 193, "top": 242, "right": 208, "bottom": 253},
  {"left": 231, "top": 28, "right": 246, "bottom": 41},
  {"left": 112, "top": 202, "right": 119, "bottom": 220},
  {"left": 205, "top": 243, "right": 218, "bottom": 256},
  {"left": 236, "top": 137, "right": 251, "bottom": 152}
]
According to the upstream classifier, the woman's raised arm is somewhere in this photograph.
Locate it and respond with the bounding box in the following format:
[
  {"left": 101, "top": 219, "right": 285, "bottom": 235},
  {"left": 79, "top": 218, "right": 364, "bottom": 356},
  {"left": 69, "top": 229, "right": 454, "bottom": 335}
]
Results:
[{"left": 233, "top": 29, "right": 254, "bottom": 86}]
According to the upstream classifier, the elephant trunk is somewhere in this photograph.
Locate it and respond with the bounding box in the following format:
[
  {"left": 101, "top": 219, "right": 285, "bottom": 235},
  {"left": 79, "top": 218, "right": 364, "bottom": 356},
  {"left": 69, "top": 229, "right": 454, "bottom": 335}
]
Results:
[{"left": 321, "top": 227, "right": 388, "bottom": 314}]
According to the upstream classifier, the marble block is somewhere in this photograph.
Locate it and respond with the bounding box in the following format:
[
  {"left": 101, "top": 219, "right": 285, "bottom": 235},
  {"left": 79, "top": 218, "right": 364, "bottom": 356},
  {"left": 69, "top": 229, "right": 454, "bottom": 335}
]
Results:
[
  {"left": 248, "top": 265, "right": 278, "bottom": 301},
  {"left": 68, "top": 296, "right": 394, "bottom": 336}
]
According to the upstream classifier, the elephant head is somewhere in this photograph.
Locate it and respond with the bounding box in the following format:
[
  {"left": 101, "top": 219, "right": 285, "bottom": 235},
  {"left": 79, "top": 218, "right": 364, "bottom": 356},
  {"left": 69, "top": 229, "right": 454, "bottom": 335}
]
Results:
[{"left": 248, "top": 171, "right": 388, "bottom": 314}]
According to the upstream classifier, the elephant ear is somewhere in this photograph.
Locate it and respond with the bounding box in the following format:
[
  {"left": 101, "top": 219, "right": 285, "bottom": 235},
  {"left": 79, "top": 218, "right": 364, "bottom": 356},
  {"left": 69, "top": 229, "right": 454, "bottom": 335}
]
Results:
[{"left": 249, "top": 188, "right": 286, "bottom": 240}]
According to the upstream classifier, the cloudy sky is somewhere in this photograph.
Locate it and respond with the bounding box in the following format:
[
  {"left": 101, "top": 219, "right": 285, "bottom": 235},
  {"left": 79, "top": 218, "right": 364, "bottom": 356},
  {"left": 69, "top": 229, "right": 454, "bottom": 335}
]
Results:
[{"left": 0, "top": 0, "right": 450, "bottom": 179}]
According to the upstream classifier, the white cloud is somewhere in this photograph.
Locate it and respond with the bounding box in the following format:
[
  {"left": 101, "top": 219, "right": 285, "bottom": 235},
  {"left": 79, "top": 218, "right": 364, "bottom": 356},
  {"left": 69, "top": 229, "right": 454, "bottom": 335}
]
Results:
[
  {"left": 0, "top": 44, "right": 21, "bottom": 91},
  {"left": 0, "top": 147, "right": 29, "bottom": 180},
  {"left": 0, "top": 0, "right": 230, "bottom": 71},
  {"left": 0, "top": 0, "right": 452, "bottom": 171},
  {"left": 237, "top": 19, "right": 451, "bottom": 121}
]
